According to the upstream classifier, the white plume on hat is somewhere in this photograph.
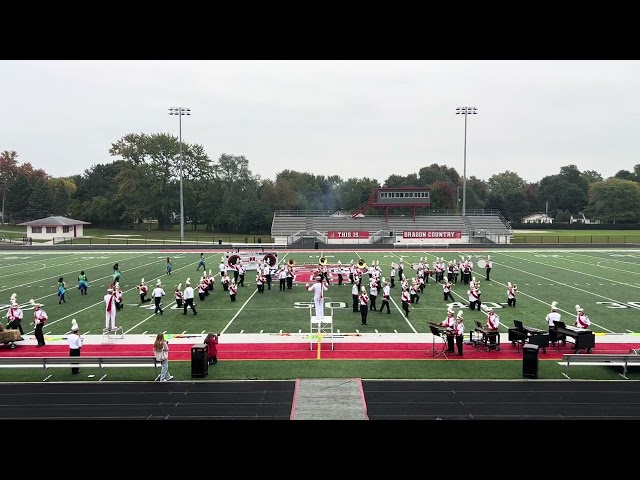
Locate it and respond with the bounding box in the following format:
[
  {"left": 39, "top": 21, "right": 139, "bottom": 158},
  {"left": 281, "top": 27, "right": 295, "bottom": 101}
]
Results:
[
  {"left": 71, "top": 319, "right": 79, "bottom": 331},
  {"left": 507, "top": 282, "right": 512, "bottom": 288},
  {"left": 350, "top": 259, "right": 354, "bottom": 265},
  {"left": 10, "top": 293, "right": 17, "bottom": 301},
  {"left": 487, "top": 255, "right": 491, "bottom": 260},
  {"left": 107, "top": 288, "right": 114, "bottom": 293},
  {"left": 361, "top": 286, "right": 366, "bottom": 292},
  {"left": 551, "top": 301, "right": 558, "bottom": 311},
  {"left": 456, "top": 310, "right": 464, "bottom": 319},
  {"left": 29, "top": 299, "right": 42, "bottom": 307},
  {"left": 177, "top": 283, "right": 182, "bottom": 290},
  {"left": 185, "top": 278, "right": 191, "bottom": 285},
  {"left": 447, "top": 307, "right": 454, "bottom": 314},
  {"left": 156, "top": 279, "right": 162, "bottom": 287},
  {"left": 419, "top": 256, "right": 423, "bottom": 262},
  {"left": 115, "top": 282, "right": 120, "bottom": 289},
  {"left": 140, "top": 278, "right": 145, "bottom": 284},
  {"left": 220, "top": 255, "right": 225, "bottom": 262},
  {"left": 575, "top": 304, "right": 583, "bottom": 312},
  {"left": 443, "top": 276, "right": 449, "bottom": 283},
  {"left": 209, "top": 269, "right": 212, "bottom": 276},
  {"left": 338, "top": 260, "right": 342, "bottom": 265}
]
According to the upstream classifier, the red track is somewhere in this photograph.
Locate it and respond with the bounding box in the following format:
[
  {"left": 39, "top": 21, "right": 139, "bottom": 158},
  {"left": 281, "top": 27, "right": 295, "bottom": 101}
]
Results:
[{"left": 1, "top": 342, "right": 639, "bottom": 361}]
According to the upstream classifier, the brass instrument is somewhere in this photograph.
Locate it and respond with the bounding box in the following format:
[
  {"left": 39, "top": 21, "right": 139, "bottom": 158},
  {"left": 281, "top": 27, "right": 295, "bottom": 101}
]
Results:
[
  {"left": 357, "top": 259, "right": 367, "bottom": 269},
  {"left": 319, "top": 256, "right": 327, "bottom": 266},
  {"left": 287, "top": 259, "right": 296, "bottom": 267}
]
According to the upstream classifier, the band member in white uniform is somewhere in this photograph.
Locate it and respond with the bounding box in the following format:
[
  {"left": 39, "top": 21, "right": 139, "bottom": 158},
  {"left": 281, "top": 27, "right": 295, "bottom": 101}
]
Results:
[
  {"left": 438, "top": 308, "right": 456, "bottom": 352},
  {"left": 6, "top": 297, "right": 24, "bottom": 334},
  {"left": 485, "top": 256, "right": 492, "bottom": 281},
  {"left": 183, "top": 278, "right": 197, "bottom": 315},
  {"left": 104, "top": 288, "right": 117, "bottom": 331},
  {"left": 379, "top": 279, "right": 391, "bottom": 314},
  {"left": 454, "top": 310, "right": 465, "bottom": 356},
  {"left": 31, "top": 300, "right": 47, "bottom": 347},
  {"left": 307, "top": 276, "right": 329, "bottom": 320},
  {"left": 546, "top": 301, "right": 561, "bottom": 345},
  {"left": 574, "top": 305, "right": 591, "bottom": 329}
]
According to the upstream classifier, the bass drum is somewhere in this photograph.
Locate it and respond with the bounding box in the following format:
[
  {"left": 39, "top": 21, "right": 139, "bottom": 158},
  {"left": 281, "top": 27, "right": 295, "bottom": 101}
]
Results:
[
  {"left": 227, "top": 254, "right": 241, "bottom": 268},
  {"left": 263, "top": 253, "right": 278, "bottom": 267}
]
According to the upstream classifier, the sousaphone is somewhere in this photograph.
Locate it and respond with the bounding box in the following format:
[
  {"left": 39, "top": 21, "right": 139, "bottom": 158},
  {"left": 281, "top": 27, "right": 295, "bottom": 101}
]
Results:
[
  {"left": 357, "top": 259, "right": 367, "bottom": 269},
  {"left": 319, "top": 256, "right": 328, "bottom": 266},
  {"left": 287, "top": 258, "right": 296, "bottom": 267}
]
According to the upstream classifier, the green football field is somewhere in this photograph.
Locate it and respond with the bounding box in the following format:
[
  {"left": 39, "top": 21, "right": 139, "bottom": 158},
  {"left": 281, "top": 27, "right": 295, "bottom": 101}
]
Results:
[{"left": 1, "top": 248, "right": 639, "bottom": 337}]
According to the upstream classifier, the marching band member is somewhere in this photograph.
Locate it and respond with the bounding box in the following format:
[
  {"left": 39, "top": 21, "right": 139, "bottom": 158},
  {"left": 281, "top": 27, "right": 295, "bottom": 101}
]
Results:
[
  {"left": 175, "top": 283, "right": 184, "bottom": 308},
  {"left": 398, "top": 258, "right": 405, "bottom": 284},
  {"left": 57, "top": 277, "right": 67, "bottom": 304},
  {"left": 468, "top": 286, "right": 480, "bottom": 311},
  {"left": 546, "top": 301, "right": 561, "bottom": 345},
  {"left": 197, "top": 253, "right": 206, "bottom": 272},
  {"left": 454, "top": 310, "right": 465, "bottom": 356},
  {"left": 336, "top": 260, "right": 343, "bottom": 286},
  {"left": 483, "top": 306, "right": 500, "bottom": 346},
  {"left": 152, "top": 280, "right": 165, "bottom": 315},
  {"left": 349, "top": 260, "right": 355, "bottom": 285},
  {"left": 352, "top": 281, "right": 360, "bottom": 313},
  {"left": 442, "top": 276, "right": 454, "bottom": 302},
  {"left": 507, "top": 282, "right": 518, "bottom": 307},
  {"left": 379, "top": 279, "right": 391, "bottom": 314},
  {"left": 221, "top": 271, "right": 231, "bottom": 291},
  {"left": 307, "top": 276, "right": 329, "bottom": 320},
  {"left": 6, "top": 296, "right": 24, "bottom": 334},
  {"left": 452, "top": 262, "right": 459, "bottom": 284},
  {"left": 485, "top": 255, "right": 492, "bottom": 281},
  {"left": 286, "top": 263, "right": 294, "bottom": 290},
  {"left": 198, "top": 277, "right": 207, "bottom": 301},
  {"left": 137, "top": 278, "right": 151, "bottom": 304},
  {"left": 114, "top": 282, "right": 124, "bottom": 311},
  {"left": 31, "top": 299, "right": 47, "bottom": 347},
  {"left": 219, "top": 256, "right": 227, "bottom": 276},
  {"left": 183, "top": 278, "right": 197, "bottom": 315},
  {"left": 358, "top": 286, "right": 369, "bottom": 325},
  {"left": 369, "top": 277, "right": 379, "bottom": 311},
  {"left": 77, "top": 270, "right": 89, "bottom": 295},
  {"left": 277, "top": 266, "right": 286, "bottom": 291},
  {"left": 389, "top": 262, "right": 396, "bottom": 288},
  {"left": 400, "top": 273, "right": 408, "bottom": 291},
  {"left": 575, "top": 305, "right": 591, "bottom": 329},
  {"left": 256, "top": 272, "right": 265, "bottom": 293},
  {"left": 262, "top": 261, "right": 272, "bottom": 290},
  {"left": 438, "top": 308, "right": 456, "bottom": 353},
  {"left": 237, "top": 261, "right": 246, "bottom": 287},
  {"left": 417, "top": 272, "right": 425, "bottom": 294},
  {"left": 166, "top": 257, "right": 172, "bottom": 275},
  {"left": 400, "top": 285, "right": 411, "bottom": 318},
  {"left": 104, "top": 287, "right": 117, "bottom": 332},
  {"left": 229, "top": 279, "right": 238, "bottom": 302},
  {"left": 462, "top": 260, "right": 472, "bottom": 285},
  {"left": 410, "top": 279, "right": 420, "bottom": 304},
  {"left": 68, "top": 319, "right": 83, "bottom": 374},
  {"left": 207, "top": 270, "right": 215, "bottom": 292}
]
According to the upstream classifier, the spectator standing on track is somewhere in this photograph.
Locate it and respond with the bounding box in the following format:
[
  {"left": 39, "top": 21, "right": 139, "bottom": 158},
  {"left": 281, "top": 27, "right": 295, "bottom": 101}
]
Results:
[
  {"left": 154, "top": 333, "right": 173, "bottom": 382},
  {"left": 68, "top": 319, "right": 83, "bottom": 374},
  {"left": 204, "top": 332, "right": 219, "bottom": 365}
]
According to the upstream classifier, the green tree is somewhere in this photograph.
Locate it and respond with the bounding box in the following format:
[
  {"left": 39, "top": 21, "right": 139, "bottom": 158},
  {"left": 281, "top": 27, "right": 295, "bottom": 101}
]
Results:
[
  {"left": 587, "top": 178, "right": 640, "bottom": 223},
  {"left": 4, "top": 173, "right": 32, "bottom": 221},
  {"left": 0, "top": 151, "right": 20, "bottom": 223},
  {"left": 383, "top": 173, "right": 419, "bottom": 188},
  {"left": 430, "top": 181, "right": 456, "bottom": 210},
  {"left": 582, "top": 170, "right": 603, "bottom": 184},
  {"left": 486, "top": 171, "right": 529, "bottom": 221},
  {"left": 418, "top": 164, "right": 460, "bottom": 186},
  {"left": 26, "top": 176, "right": 53, "bottom": 219},
  {"left": 334, "top": 178, "right": 380, "bottom": 211}
]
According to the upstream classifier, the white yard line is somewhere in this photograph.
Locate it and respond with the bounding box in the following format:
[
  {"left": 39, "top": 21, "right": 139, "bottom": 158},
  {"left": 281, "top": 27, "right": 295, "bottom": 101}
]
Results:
[
  {"left": 570, "top": 251, "right": 640, "bottom": 267},
  {"left": 547, "top": 253, "right": 640, "bottom": 277},
  {"left": 389, "top": 296, "right": 418, "bottom": 333},
  {"left": 220, "top": 287, "right": 259, "bottom": 334},
  {"left": 0, "top": 253, "right": 79, "bottom": 271}
]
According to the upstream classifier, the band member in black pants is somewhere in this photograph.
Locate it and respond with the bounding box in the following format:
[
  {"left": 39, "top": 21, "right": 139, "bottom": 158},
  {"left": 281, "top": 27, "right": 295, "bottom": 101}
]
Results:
[
  {"left": 352, "top": 283, "right": 360, "bottom": 313},
  {"left": 358, "top": 287, "right": 369, "bottom": 325}
]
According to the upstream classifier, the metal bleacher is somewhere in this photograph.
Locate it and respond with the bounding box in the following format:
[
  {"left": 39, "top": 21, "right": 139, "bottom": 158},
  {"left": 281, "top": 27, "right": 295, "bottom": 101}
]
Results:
[{"left": 464, "top": 212, "right": 513, "bottom": 236}]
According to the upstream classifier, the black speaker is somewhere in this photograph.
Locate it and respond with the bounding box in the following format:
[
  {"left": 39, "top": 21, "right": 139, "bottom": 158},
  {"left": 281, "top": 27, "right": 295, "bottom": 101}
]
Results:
[
  {"left": 522, "top": 344, "right": 539, "bottom": 379},
  {"left": 191, "top": 344, "right": 208, "bottom": 378}
]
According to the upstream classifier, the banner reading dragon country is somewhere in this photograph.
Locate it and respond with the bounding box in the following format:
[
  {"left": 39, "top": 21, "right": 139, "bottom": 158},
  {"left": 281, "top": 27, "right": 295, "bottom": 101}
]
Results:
[{"left": 402, "top": 231, "right": 462, "bottom": 239}]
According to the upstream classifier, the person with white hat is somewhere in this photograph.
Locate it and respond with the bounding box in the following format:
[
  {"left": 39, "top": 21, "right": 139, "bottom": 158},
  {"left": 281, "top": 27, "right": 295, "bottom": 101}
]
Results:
[
  {"left": 104, "top": 287, "right": 117, "bottom": 332},
  {"left": 336, "top": 260, "right": 343, "bottom": 286},
  {"left": 358, "top": 286, "right": 369, "bottom": 325},
  {"left": 507, "top": 282, "right": 518, "bottom": 307},
  {"left": 379, "top": 278, "right": 391, "bottom": 314},
  {"left": 183, "top": 278, "right": 197, "bottom": 315},
  {"left": 6, "top": 295, "right": 24, "bottom": 335},
  {"left": 437, "top": 308, "right": 456, "bottom": 353},
  {"left": 454, "top": 310, "right": 465, "bottom": 356},
  {"left": 175, "top": 283, "right": 183, "bottom": 308},
  {"left": 485, "top": 255, "right": 492, "bottom": 281},
  {"left": 546, "top": 301, "right": 562, "bottom": 346},
  {"left": 229, "top": 278, "right": 238, "bottom": 302},
  {"left": 30, "top": 299, "right": 47, "bottom": 347},
  {"left": 152, "top": 280, "right": 165, "bottom": 315},
  {"left": 68, "top": 319, "right": 83, "bottom": 374},
  {"left": 575, "top": 305, "right": 591, "bottom": 329},
  {"left": 219, "top": 256, "right": 226, "bottom": 276},
  {"left": 306, "top": 276, "right": 329, "bottom": 320},
  {"left": 400, "top": 285, "right": 411, "bottom": 318},
  {"left": 137, "top": 278, "right": 151, "bottom": 304}
]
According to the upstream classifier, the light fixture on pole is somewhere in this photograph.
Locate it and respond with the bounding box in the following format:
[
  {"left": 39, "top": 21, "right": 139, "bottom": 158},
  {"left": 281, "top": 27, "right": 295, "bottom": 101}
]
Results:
[
  {"left": 168, "top": 107, "right": 191, "bottom": 241},
  {"left": 455, "top": 106, "right": 478, "bottom": 217}
]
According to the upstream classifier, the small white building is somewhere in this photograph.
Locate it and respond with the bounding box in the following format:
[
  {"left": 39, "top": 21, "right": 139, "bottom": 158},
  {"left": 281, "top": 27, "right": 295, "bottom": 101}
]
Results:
[
  {"left": 521, "top": 213, "right": 553, "bottom": 224},
  {"left": 18, "top": 216, "right": 91, "bottom": 241},
  {"left": 570, "top": 212, "right": 599, "bottom": 224}
]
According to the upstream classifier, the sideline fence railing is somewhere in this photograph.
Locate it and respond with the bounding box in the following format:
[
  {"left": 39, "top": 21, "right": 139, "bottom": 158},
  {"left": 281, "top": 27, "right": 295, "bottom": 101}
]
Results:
[{"left": 510, "top": 235, "right": 640, "bottom": 244}]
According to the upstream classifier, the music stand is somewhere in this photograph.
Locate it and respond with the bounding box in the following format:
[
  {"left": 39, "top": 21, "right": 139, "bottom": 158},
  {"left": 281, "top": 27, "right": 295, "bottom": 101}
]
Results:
[{"left": 427, "top": 325, "right": 448, "bottom": 359}]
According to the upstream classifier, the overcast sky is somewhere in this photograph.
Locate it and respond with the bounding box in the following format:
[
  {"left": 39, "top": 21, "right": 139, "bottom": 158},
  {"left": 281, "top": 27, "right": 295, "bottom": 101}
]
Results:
[{"left": 2, "top": 60, "right": 638, "bottom": 184}]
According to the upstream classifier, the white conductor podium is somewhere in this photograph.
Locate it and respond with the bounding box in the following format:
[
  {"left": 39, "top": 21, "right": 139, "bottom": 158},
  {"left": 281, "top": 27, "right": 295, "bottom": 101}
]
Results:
[{"left": 309, "top": 300, "right": 334, "bottom": 350}]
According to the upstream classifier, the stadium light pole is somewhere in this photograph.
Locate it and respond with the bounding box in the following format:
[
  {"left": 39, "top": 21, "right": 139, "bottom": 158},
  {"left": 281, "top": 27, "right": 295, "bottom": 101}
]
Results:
[
  {"left": 168, "top": 107, "right": 190, "bottom": 241},
  {"left": 455, "top": 106, "right": 478, "bottom": 217}
]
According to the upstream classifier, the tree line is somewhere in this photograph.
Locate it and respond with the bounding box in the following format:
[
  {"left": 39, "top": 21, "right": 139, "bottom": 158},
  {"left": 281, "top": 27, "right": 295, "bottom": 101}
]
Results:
[{"left": 2, "top": 133, "right": 640, "bottom": 232}]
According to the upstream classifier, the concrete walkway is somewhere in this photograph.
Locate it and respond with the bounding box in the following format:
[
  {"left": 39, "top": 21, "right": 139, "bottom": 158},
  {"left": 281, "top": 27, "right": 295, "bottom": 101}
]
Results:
[{"left": 290, "top": 378, "right": 368, "bottom": 420}]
